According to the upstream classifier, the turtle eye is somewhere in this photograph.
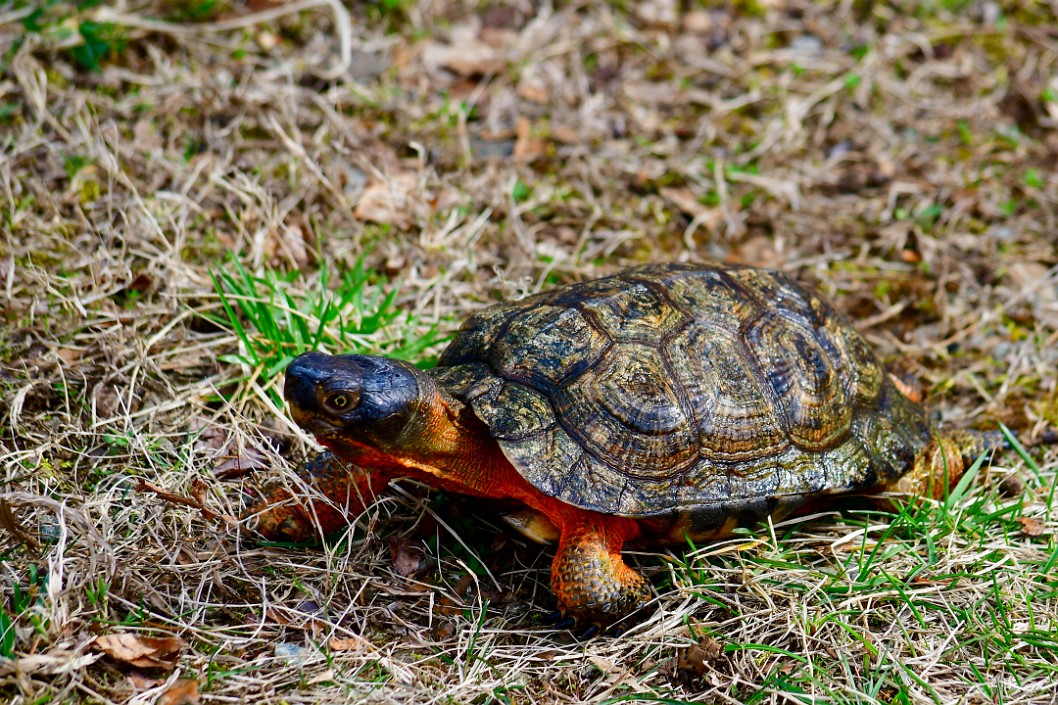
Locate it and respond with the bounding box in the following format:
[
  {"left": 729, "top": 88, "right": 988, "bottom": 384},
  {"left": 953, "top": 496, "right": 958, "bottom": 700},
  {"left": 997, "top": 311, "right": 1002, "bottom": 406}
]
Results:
[{"left": 325, "top": 391, "right": 360, "bottom": 412}]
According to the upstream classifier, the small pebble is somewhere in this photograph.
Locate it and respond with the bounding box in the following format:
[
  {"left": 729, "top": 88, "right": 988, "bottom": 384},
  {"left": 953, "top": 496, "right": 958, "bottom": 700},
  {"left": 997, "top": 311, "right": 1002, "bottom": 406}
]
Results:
[
  {"left": 998, "top": 474, "right": 1026, "bottom": 498},
  {"left": 274, "top": 642, "right": 309, "bottom": 665}
]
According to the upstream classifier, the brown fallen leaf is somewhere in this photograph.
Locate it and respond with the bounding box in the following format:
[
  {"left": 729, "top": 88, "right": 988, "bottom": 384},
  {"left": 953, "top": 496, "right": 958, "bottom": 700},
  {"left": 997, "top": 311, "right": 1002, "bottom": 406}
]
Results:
[
  {"left": 1017, "top": 516, "right": 1047, "bottom": 537},
  {"left": 213, "top": 448, "right": 271, "bottom": 479},
  {"left": 128, "top": 672, "right": 163, "bottom": 690},
  {"left": 388, "top": 537, "right": 423, "bottom": 577},
  {"left": 676, "top": 637, "right": 723, "bottom": 678},
  {"left": 91, "top": 634, "right": 185, "bottom": 671},
  {"left": 422, "top": 40, "right": 505, "bottom": 76},
  {"left": 329, "top": 636, "right": 367, "bottom": 652},
  {"left": 57, "top": 347, "right": 82, "bottom": 365},
  {"left": 265, "top": 222, "right": 309, "bottom": 270},
  {"left": 513, "top": 117, "right": 547, "bottom": 163},
  {"left": 190, "top": 418, "right": 228, "bottom": 452},
  {"left": 354, "top": 173, "right": 418, "bottom": 227},
  {"left": 658, "top": 186, "right": 707, "bottom": 218},
  {"left": 998, "top": 474, "right": 1026, "bottom": 498},
  {"left": 158, "top": 678, "right": 200, "bottom": 705}
]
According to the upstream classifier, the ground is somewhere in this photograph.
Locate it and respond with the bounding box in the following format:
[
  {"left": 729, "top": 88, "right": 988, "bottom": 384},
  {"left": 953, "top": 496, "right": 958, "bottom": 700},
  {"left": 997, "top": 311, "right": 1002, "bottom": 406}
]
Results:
[{"left": 1, "top": 1, "right": 1058, "bottom": 703}]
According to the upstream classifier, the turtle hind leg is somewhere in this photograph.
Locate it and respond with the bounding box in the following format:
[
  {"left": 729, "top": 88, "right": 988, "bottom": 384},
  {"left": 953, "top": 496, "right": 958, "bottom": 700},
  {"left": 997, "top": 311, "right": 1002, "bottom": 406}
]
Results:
[
  {"left": 549, "top": 514, "right": 652, "bottom": 630},
  {"left": 883, "top": 429, "right": 1004, "bottom": 500}
]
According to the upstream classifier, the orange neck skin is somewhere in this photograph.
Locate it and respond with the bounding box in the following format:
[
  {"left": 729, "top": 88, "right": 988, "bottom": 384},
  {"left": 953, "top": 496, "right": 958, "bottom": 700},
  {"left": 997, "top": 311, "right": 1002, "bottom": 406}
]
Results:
[{"left": 321, "top": 386, "right": 641, "bottom": 543}]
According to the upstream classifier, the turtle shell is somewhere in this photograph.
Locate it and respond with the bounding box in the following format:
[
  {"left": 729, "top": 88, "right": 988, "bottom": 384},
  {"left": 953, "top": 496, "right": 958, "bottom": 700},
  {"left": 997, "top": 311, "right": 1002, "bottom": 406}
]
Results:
[{"left": 430, "top": 262, "right": 933, "bottom": 530}]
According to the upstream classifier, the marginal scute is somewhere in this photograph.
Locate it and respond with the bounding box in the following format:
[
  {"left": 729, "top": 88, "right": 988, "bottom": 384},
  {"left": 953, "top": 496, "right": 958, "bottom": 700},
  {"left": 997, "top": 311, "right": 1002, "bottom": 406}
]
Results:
[
  {"left": 470, "top": 381, "right": 554, "bottom": 440},
  {"left": 492, "top": 422, "right": 586, "bottom": 500},
  {"left": 433, "top": 261, "right": 934, "bottom": 520}
]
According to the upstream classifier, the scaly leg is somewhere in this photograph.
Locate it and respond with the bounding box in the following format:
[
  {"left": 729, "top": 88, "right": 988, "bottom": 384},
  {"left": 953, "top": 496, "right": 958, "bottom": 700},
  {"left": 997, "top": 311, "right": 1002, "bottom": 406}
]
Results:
[
  {"left": 246, "top": 451, "right": 392, "bottom": 542},
  {"left": 884, "top": 429, "right": 1004, "bottom": 499},
  {"left": 550, "top": 515, "right": 652, "bottom": 627}
]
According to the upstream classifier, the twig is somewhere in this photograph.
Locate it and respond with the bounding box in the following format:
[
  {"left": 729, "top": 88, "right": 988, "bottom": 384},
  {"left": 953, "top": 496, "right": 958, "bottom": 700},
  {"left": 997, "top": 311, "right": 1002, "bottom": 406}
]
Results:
[{"left": 135, "top": 479, "right": 236, "bottom": 525}]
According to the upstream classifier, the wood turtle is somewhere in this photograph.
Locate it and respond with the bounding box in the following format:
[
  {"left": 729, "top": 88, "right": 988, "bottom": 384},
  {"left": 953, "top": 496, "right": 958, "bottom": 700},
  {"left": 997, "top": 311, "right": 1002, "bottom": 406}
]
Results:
[{"left": 246, "top": 262, "right": 997, "bottom": 628}]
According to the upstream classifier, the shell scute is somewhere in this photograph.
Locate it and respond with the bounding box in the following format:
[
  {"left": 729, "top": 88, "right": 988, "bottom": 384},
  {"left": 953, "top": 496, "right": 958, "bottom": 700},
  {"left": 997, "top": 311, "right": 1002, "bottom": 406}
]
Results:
[
  {"left": 746, "top": 310, "right": 852, "bottom": 451},
  {"left": 667, "top": 323, "right": 790, "bottom": 463},
  {"left": 485, "top": 305, "right": 608, "bottom": 393},
  {"left": 553, "top": 342, "right": 699, "bottom": 477},
  {"left": 574, "top": 278, "right": 687, "bottom": 342}
]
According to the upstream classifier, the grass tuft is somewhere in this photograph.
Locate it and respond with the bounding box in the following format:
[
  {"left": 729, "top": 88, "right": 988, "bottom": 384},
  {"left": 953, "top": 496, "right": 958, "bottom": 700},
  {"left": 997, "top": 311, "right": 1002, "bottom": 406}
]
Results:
[{"left": 205, "top": 254, "right": 445, "bottom": 405}]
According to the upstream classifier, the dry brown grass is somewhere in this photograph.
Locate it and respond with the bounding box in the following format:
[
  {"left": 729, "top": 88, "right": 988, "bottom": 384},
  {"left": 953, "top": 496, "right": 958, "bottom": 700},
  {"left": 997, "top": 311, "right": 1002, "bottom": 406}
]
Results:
[{"left": 2, "top": 1, "right": 1058, "bottom": 703}]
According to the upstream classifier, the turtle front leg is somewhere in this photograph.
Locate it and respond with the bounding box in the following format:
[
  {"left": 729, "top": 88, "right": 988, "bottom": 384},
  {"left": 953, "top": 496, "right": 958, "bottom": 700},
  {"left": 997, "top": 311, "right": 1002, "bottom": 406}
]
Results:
[
  {"left": 550, "top": 515, "right": 652, "bottom": 628},
  {"left": 245, "top": 451, "right": 392, "bottom": 542}
]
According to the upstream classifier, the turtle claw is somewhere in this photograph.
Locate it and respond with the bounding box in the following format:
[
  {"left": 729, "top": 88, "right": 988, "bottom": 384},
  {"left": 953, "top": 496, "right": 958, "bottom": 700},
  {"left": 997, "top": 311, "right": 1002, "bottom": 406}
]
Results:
[
  {"left": 541, "top": 610, "right": 614, "bottom": 638},
  {"left": 543, "top": 611, "right": 565, "bottom": 624},
  {"left": 580, "top": 624, "right": 601, "bottom": 639}
]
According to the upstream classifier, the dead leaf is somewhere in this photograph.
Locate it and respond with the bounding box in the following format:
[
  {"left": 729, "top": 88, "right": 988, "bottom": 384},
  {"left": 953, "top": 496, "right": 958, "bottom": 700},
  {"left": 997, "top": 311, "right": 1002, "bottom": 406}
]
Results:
[
  {"left": 388, "top": 537, "right": 423, "bottom": 577},
  {"left": 1006, "top": 261, "right": 1057, "bottom": 303},
  {"left": 660, "top": 186, "right": 710, "bottom": 218},
  {"left": 431, "top": 621, "right": 456, "bottom": 641},
  {"left": 92, "top": 382, "right": 141, "bottom": 418},
  {"left": 213, "top": 447, "right": 270, "bottom": 479},
  {"left": 422, "top": 41, "right": 505, "bottom": 76},
  {"left": 329, "top": 636, "right": 367, "bottom": 652},
  {"left": 128, "top": 672, "right": 162, "bottom": 690},
  {"left": 513, "top": 117, "right": 547, "bottom": 163},
  {"left": 354, "top": 173, "right": 418, "bottom": 228},
  {"left": 681, "top": 10, "right": 713, "bottom": 33},
  {"left": 587, "top": 655, "right": 617, "bottom": 672},
  {"left": 676, "top": 637, "right": 723, "bottom": 677},
  {"left": 188, "top": 478, "right": 211, "bottom": 508},
  {"left": 265, "top": 223, "right": 309, "bottom": 269},
  {"left": 133, "top": 119, "right": 163, "bottom": 152},
  {"left": 158, "top": 678, "right": 200, "bottom": 705},
  {"left": 57, "top": 348, "right": 81, "bottom": 365},
  {"left": 0, "top": 651, "right": 102, "bottom": 676},
  {"left": 1017, "top": 516, "right": 1047, "bottom": 537},
  {"left": 256, "top": 30, "right": 278, "bottom": 51},
  {"left": 265, "top": 608, "right": 291, "bottom": 626},
  {"left": 731, "top": 234, "right": 782, "bottom": 269},
  {"left": 190, "top": 418, "right": 228, "bottom": 452},
  {"left": 517, "top": 81, "right": 549, "bottom": 104},
  {"left": 635, "top": 0, "right": 677, "bottom": 28},
  {"left": 91, "top": 634, "right": 185, "bottom": 671},
  {"left": 998, "top": 474, "right": 1026, "bottom": 498}
]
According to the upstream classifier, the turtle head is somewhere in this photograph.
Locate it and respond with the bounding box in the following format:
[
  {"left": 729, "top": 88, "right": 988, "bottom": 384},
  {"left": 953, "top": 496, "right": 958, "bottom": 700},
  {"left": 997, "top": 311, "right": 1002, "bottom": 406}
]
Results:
[{"left": 284, "top": 351, "right": 425, "bottom": 453}]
